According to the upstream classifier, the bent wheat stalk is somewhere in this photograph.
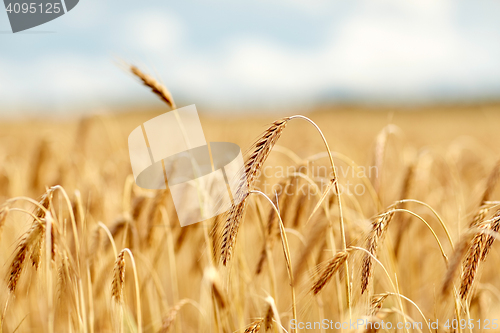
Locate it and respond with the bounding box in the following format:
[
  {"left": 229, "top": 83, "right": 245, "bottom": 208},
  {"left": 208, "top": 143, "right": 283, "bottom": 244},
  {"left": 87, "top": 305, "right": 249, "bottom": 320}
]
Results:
[
  {"left": 250, "top": 190, "right": 296, "bottom": 332},
  {"left": 288, "top": 115, "right": 350, "bottom": 309},
  {"left": 111, "top": 248, "right": 142, "bottom": 333}
]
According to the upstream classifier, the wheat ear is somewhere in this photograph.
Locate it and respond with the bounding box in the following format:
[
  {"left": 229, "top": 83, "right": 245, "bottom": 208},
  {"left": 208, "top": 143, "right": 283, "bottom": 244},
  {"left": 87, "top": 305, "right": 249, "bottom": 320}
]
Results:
[
  {"left": 220, "top": 118, "right": 289, "bottom": 266},
  {"left": 311, "top": 250, "right": 349, "bottom": 295},
  {"left": 129, "top": 64, "right": 176, "bottom": 109},
  {"left": 158, "top": 299, "right": 189, "bottom": 333},
  {"left": 8, "top": 190, "right": 53, "bottom": 293},
  {"left": 460, "top": 211, "right": 500, "bottom": 300},
  {"left": 111, "top": 248, "right": 142, "bottom": 333},
  {"left": 361, "top": 206, "right": 395, "bottom": 294}
]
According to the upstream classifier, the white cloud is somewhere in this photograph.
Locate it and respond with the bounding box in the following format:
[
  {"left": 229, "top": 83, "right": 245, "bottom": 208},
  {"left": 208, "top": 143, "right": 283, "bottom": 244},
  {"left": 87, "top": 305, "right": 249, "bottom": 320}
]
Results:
[
  {"left": 194, "top": 0, "right": 500, "bottom": 102},
  {"left": 124, "top": 10, "right": 184, "bottom": 53}
]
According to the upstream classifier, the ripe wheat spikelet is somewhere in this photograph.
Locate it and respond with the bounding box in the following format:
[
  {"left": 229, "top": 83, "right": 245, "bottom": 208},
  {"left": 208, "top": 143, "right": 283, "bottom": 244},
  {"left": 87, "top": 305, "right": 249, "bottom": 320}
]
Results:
[
  {"left": 441, "top": 234, "right": 471, "bottom": 296},
  {"left": 158, "top": 299, "right": 188, "bottom": 333},
  {"left": 361, "top": 206, "right": 396, "bottom": 294},
  {"left": 111, "top": 249, "right": 126, "bottom": 302},
  {"left": 263, "top": 303, "right": 273, "bottom": 332},
  {"left": 460, "top": 210, "right": 500, "bottom": 299},
  {"left": 480, "top": 210, "right": 500, "bottom": 260},
  {"left": 8, "top": 225, "right": 41, "bottom": 293},
  {"left": 459, "top": 231, "right": 484, "bottom": 300},
  {"left": 370, "top": 293, "right": 388, "bottom": 315},
  {"left": 311, "top": 250, "right": 349, "bottom": 295},
  {"left": 129, "top": 65, "right": 176, "bottom": 109},
  {"left": 244, "top": 319, "right": 263, "bottom": 333},
  {"left": 56, "top": 255, "right": 74, "bottom": 303},
  {"left": 455, "top": 159, "right": 500, "bottom": 300},
  {"left": 7, "top": 189, "right": 53, "bottom": 293},
  {"left": 220, "top": 118, "right": 289, "bottom": 266}
]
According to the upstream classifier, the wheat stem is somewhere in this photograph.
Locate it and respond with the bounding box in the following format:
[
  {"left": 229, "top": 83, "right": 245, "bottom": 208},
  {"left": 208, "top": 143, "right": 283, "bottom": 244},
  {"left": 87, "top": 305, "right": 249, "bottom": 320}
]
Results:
[
  {"left": 288, "top": 115, "right": 350, "bottom": 311},
  {"left": 250, "top": 190, "right": 297, "bottom": 333}
]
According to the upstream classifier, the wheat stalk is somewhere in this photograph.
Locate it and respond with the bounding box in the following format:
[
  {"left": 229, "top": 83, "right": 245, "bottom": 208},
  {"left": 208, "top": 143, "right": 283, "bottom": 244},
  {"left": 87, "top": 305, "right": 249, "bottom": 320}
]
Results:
[{"left": 256, "top": 177, "right": 293, "bottom": 275}]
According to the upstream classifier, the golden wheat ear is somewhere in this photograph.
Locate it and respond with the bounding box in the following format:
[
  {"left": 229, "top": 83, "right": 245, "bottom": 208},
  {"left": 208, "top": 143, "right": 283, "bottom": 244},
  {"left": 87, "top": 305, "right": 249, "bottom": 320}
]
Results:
[
  {"left": 111, "top": 249, "right": 126, "bottom": 302},
  {"left": 441, "top": 234, "right": 471, "bottom": 297},
  {"left": 127, "top": 64, "right": 176, "bottom": 109},
  {"left": 361, "top": 206, "right": 396, "bottom": 294},
  {"left": 7, "top": 189, "right": 54, "bottom": 293},
  {"left": 158, "top": 299, "right": 189, "bottom": 333},
  {"left": 311, "top": 250, "right": 349, "bottom": 295},
  {"left": 244, "top": 320, "right": 263, "bottom": 333},
  {"left": 220, "top": 118, "right": 289, "bottom": 266}
]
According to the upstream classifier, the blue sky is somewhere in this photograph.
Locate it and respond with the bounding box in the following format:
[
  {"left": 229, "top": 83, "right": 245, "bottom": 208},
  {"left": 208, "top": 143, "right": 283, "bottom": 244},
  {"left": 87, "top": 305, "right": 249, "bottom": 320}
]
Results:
[{"left": 1, "top": 0, "right": 500, "bottom": 116}]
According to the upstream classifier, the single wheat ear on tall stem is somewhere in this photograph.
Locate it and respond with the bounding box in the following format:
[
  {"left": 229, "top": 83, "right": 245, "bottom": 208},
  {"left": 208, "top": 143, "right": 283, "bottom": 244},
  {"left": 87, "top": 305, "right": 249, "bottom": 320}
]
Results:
[
  {"left": 220, "top": 118, "right": 289, "bottom": 266},
  {"left": 158, "top": 299, "right": 188, "bottom": 333},
  {"left": 128, "top": 64, "right": 176, "bottom": 109},
  {"left": 459, "top": 211, "right": 500, "bottom": 300},
  {"left": 111, "top": 250, "right": 126, "bottom": 302},
  {"left": 311, "top": 250, "right": 349, "bottom": 295},
  {"left": 111, "top": 248, "right": 143, "bottom": 333},
  {"left": 361, "top": 206, "right": 396, "bottom": 294},
  {"left": 7, "top": 189, "right": 53, "bottom": 293}
]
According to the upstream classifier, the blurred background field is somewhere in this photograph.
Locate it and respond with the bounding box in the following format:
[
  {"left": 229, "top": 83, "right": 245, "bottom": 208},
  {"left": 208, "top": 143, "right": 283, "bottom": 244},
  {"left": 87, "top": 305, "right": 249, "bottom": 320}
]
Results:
[
  {"left": 2, "top": 103, "right": 500, "bottom": 218},
  {"left": 2, "top": 103, "right": 500, "bottom": 332}
]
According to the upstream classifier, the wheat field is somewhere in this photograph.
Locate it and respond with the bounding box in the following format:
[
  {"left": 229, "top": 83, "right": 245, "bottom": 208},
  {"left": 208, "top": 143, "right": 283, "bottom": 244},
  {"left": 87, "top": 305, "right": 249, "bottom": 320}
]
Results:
[{"left": 1, "top": 70, "right": 500, "bottom": 333}]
